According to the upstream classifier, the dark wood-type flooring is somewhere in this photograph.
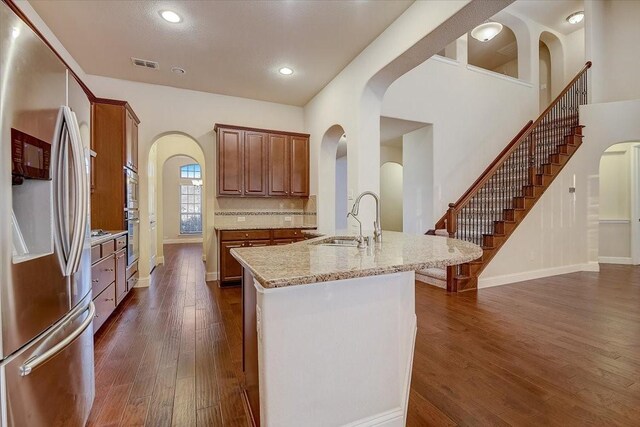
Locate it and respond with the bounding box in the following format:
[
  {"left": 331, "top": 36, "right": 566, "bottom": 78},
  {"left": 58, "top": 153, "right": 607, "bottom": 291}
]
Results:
[{"left": 88, "top": 244, "right": 640, "bottom": 426}]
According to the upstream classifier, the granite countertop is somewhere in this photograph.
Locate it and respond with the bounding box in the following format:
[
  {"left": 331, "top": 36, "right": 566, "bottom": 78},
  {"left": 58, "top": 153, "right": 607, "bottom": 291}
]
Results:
[
  {"left": 90, "top": 230, "right": 127, "bottom": 246},
  {"left": 231, "top": 231, "right": 483, "bottom": 289},
  {"left": 214, "top": 223, "right": 318, "bottom": 231}
]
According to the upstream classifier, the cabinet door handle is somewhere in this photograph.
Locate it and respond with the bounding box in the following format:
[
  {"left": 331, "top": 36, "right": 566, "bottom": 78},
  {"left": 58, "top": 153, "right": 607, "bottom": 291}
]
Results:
[
  {"left": 106, "top": 268, "right": 114, "bottom": 272},
  {"left": 92, "top": 279, "right": 99, "bottom": 283}
]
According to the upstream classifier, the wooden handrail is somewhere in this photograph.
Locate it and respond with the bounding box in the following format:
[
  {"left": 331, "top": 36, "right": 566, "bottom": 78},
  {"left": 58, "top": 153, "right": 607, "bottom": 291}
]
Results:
[{"left": 433, "top": 61, "right": 592, "bottom": 231}]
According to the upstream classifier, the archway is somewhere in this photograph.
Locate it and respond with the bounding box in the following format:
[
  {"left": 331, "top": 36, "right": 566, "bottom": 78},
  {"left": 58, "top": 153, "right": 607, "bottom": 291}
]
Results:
[
  {"left": 335, "top": 134, "right": 348, "bottom": 230},
  {"left": 319, "top": 124, "right": 347, "bottom": 231},
  {"left": 540, "top": 31, "right": 565, "bottom": 102},
  {"left": 148, "top": 133, "right": 206, "bottom": 270},
  {"left": 598, "top": 141, "right": 640, "bottom": 265}
]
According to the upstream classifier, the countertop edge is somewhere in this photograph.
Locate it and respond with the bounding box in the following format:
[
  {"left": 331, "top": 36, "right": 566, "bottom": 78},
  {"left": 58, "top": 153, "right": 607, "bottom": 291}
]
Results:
[
  {"left": 231, "top": 236, "right": 482, "bottom": 290},
  {"left": 90, "top": 231, "right": 128, "bottom": 246}
]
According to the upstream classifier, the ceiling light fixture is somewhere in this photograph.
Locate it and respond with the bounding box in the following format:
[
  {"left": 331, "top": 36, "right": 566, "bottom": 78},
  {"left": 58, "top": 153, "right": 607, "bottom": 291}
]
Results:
[
  {"left": 566, "top": 11, "right": 584, "bottom": 24},
  {"left": 160, "top": 10, "right": 182, "bottom": 23},
  {"left": 171, "top": 67, "right": 186, "bottom": 74},
  {"left": 470, "top": 22, "right": 503, "bottom": 42},
  {"left": 279, "top": 67, "right": 294, "bottom": 76}
]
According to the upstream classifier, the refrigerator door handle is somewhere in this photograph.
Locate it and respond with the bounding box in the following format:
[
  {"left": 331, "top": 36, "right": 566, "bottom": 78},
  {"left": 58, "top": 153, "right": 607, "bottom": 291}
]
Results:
[
  {"left": 67, "top": 110, "right": 87, "bottom": 275},
  {"left": 19, "top": 301, "right": 95, "bottom": 377}
]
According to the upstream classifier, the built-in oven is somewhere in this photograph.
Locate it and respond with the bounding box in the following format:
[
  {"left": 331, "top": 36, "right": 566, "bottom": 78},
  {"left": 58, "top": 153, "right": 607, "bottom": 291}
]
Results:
[
  {"left": 125, "top": 167, "right": 138, "bottom": 210},
  {"left": 125, "top": 209, "right": 139, "bottom": 266}
]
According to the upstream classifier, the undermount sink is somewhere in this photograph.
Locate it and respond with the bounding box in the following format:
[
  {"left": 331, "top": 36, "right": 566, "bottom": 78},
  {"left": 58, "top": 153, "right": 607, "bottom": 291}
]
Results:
[{"left": 314, "top": 237, "right": 359, "bottom": 247}]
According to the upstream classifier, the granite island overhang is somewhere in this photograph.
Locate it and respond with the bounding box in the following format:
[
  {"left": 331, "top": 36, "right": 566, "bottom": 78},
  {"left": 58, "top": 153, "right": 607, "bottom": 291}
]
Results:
[{"left": 231, "top": 231, "right": 482, "bottom": 426}]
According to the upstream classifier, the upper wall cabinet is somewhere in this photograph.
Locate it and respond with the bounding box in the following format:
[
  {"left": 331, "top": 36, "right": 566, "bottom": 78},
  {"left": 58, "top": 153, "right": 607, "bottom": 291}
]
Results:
[{"left": 215, "top": 124, "right": 309, "bottom": 198}]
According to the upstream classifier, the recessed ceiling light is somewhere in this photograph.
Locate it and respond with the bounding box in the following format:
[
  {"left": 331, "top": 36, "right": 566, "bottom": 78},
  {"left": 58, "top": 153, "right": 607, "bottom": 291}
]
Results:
[
  {"left": 470, "top": 22, "right": 503, "bottom": 42},
  {"left": 160, "top": 10, "right": 181, "bottom": 23},
  {"left": 566, "top": 11, "right": 584, "bottom": 24},
  {"left": 279, "top": 67, "right": 294, "bottom": 76},
  {"left": 171, "top": 67, "right": 186, "bottom": 74}
]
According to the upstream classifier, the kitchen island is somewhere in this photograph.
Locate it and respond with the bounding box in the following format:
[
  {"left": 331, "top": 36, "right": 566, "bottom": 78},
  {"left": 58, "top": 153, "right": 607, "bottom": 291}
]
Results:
[{"left": 231, "top": 231, "right": 482, "bottom": 427}]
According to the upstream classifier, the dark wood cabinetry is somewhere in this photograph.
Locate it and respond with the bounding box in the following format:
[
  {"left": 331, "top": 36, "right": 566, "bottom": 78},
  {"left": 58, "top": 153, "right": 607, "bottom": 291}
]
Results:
[
  {"left": 215, "top": 124, "right": 310, "bottom": 198},
  {"left": 218, "top": 228, "right": 310, "bottom": 286},
  {"left": 91, "top": 98, "right": 140, "bottom": 230},
  {"left": 91, "top": 233, "right": 131, "bottom": 333}
]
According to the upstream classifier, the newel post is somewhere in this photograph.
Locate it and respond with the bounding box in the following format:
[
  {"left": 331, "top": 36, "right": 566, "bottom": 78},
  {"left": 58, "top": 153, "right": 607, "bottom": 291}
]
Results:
[{"left": 446, "top": 203, "right": 456, "bottom": 238}]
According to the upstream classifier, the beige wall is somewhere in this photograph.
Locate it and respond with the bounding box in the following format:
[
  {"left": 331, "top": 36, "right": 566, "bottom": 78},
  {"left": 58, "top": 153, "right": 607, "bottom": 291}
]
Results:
[
  {"left": 380, "top": 162, "right": 403, "bottom": 232},
  {"left": 598, "top": 142, "right": 637, "bottom": 262},
  {"left": 162, "top": 156, "right": 203, "bottom": 243}
]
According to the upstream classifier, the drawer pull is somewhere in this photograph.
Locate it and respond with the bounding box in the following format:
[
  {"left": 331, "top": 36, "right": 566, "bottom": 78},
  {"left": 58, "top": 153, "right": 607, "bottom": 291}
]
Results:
[
  {"left": 106, "top": 268, "right": 114, "bottom": 272},
  {"left": 92, "top": 279, "right": 99, "bottom": 283},
  {"left": 245, "top": 233, "right": 249, "bottom": 237},
  {"left": 105, "top": 298, "right": 114, "bottom": 302}
]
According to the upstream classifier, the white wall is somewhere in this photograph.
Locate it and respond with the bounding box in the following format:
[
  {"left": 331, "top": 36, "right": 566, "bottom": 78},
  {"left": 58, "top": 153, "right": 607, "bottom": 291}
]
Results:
[
  {"left": 402, "top": 126, "right": 433, "bottom": 235},
  {"left": 335, "top": 156, "right": 348, "bottom": 230},
  {"left": 586, "top": 0, "right": 640, "bottom": 104},
  {"left": 380, "top": 162, "right": 403, "bottom": 231},
  {"left": 162, "top": 156, "right": 203, "bottom": 243}
]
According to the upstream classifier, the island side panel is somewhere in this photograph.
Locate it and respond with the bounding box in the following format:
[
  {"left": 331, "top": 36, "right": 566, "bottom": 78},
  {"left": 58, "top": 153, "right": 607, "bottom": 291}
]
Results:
[{"left": 242, "top": 267, "right": 260, "bottom": 426}]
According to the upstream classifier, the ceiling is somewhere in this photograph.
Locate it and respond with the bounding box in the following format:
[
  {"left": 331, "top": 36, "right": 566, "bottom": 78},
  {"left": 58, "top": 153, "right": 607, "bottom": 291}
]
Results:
[
  {"left": 29, "top": 0, "right": 413, "bottom": 106},
  {"left": 506, "top": 0, "right": 584, "bottom": 35}
]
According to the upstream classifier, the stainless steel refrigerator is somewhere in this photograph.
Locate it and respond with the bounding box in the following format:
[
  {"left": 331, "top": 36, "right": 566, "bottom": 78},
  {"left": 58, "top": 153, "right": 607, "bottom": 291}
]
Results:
[{"left": 0, "top": 2, "right": 95, "bottom": 426}]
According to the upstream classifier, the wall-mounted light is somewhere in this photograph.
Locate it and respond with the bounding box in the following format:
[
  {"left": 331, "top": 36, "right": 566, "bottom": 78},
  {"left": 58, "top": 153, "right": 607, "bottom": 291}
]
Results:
[
  {"left": 470, "top": 22, "right": 503, "bottom": 42},
  {"left": 566, "top": 11, "right": 584, "bottom": 25}
]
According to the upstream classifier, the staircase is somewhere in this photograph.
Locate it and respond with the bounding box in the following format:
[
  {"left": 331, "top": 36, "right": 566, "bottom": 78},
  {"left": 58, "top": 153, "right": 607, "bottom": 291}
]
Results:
[{"left": 423, "top": 62, "right": 592, "bottom": 292}]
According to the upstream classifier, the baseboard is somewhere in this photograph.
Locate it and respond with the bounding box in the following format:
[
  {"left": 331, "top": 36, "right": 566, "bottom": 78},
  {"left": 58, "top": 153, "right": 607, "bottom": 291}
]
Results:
[
  {"left": 599, "top": 256, "right": 633, "bottom": 265},
  {"left": 479, "top": 263, "right": 600, "bottom": 288},
  {"left": 157, "top": 256, "right": 165, "bottom": 265},
  {"left": 206, "top": 272, "right": 219, "bottom": 282},
  {"left": 163, "top": 237, "right": 203, "bottom": 244},
  {"left": 135, "top": 276, "right": 150, "bottom": 288}
]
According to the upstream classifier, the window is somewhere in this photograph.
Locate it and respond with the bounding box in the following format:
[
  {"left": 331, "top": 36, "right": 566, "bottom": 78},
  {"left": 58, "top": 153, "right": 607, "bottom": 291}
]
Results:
[
  {"left": 180, "top": 184, "right": 202, "bottom": 234},
  {"left": 180, "top": 163, "right": 201, "bottom": 179}
]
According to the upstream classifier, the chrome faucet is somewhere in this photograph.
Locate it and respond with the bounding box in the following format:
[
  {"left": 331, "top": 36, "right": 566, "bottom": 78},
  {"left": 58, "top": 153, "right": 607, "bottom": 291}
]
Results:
[
  {"left": 346, "top": 212, "right": 368, "bottom": 249},
  {"left": 349, "top": 191, "right": 382, "bottom": 243}
]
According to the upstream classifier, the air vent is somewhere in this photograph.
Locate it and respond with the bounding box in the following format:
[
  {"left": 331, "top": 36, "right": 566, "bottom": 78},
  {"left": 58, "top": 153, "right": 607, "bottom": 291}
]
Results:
[
  {"left": 497, "top": 41, "right": 517, "bottom": 57},
  {"left": 131, "top": 57, "right": 159, "bottom": 70}
]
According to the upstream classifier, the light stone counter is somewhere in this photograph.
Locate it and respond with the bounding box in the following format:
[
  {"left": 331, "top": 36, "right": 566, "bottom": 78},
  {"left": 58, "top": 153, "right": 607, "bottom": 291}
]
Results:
[
  {"left": 90, "top": 230, "right": 127, "bottom": 247},
  {"left": 231, "top": 230, "right": 482, "bottom": 289}
]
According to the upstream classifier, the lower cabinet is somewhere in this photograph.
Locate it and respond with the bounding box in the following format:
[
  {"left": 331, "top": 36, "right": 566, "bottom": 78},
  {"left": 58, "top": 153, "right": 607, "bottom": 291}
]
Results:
[
  {"left": 91, "top": 233, "right": 131, "bottom": 334},
  {"left": 218, "top": 228, "right": 312, "bottom": 286}
]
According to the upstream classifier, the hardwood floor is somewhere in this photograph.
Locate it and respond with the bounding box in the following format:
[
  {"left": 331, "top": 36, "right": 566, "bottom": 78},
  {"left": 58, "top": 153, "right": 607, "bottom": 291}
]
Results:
[
  {"left": 88, "top": 244, "right": 639, "bottom": 426},
  {"left": 88, "top": 243, "right": 250, "bottom": 427}
]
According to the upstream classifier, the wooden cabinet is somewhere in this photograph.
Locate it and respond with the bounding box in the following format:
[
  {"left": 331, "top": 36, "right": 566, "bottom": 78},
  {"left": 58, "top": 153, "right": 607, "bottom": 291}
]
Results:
[
  {"left": 115, "top": 249, "right": 127, "bottom": 304},
  {"left": 290, "top": 136, "right": 310, "bottom": 197},
  {"left": 218, "top": 127, "right": 244, "bottom": 196},
  {"left": 244, "top": 132, "right": 269, "bottom": 196},
  {"left": 91, "top": 98, "right": 140, "bottom": 231},
  {"left": 218, "top": 228, "right": 313, "bottom": 286},
  {"left": 220, "top": 241, "right": 245, "bottom": 282},
  {"left": 91, "top": 233, "right": 132, "bottom": 334},
  {"left": 268, "top": 134, "right": 289, "bottom": 196},
  {"left": 216, "top": 124, "right": 309, "bottom": 198}
]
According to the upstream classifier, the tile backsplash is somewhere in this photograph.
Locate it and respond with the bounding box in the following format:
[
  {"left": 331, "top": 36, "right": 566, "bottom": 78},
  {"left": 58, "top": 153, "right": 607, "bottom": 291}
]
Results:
[{"left": 214, "top": 196, "right": 317, "bottom": 228}]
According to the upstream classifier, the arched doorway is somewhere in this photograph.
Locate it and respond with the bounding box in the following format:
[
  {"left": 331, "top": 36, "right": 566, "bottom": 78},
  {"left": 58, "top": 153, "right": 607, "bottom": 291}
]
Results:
[
  {"left": 148, "top": 133, "right": 206, "bottom": 270},
  {"left": 598, "top": 141, "right": 640, "bottom": 265},
  {"left": 335, "top": 134, "right": 348, "bottom": 230},
  {"left": 319, "top": 124, "right": 347, "bottom": 231},
  {"left": 539, "top": 31, "right": 565, "bottom": 107}
]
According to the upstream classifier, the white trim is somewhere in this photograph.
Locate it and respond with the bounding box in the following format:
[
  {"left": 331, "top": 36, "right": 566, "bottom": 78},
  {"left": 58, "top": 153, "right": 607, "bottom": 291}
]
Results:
[
  {"left": 599, "top": 256, "right": 633, "bottom": 265},
  {"left": 599, "top": 219, "right": 631, "bottom": 224},
  {"left": 206, "top": 272, "right": 218, "bottom": 281},
  {"left": 430, "top": 54, "right": 459, "bottom": 67},
  {"left": 466, "top": 64, "right": 534, "bottom": 88},
  {"left": 479, "top": 263, "right": 600, "bottom": 288},
  {"left": 156, "top": 256, "right": 165, "bottom": 265},
  {"left": 163, "top": 237, "right": 202, "bottom": 244},
  {"left": 135, "top": 276, "right": 150, "bottom": 288}
]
